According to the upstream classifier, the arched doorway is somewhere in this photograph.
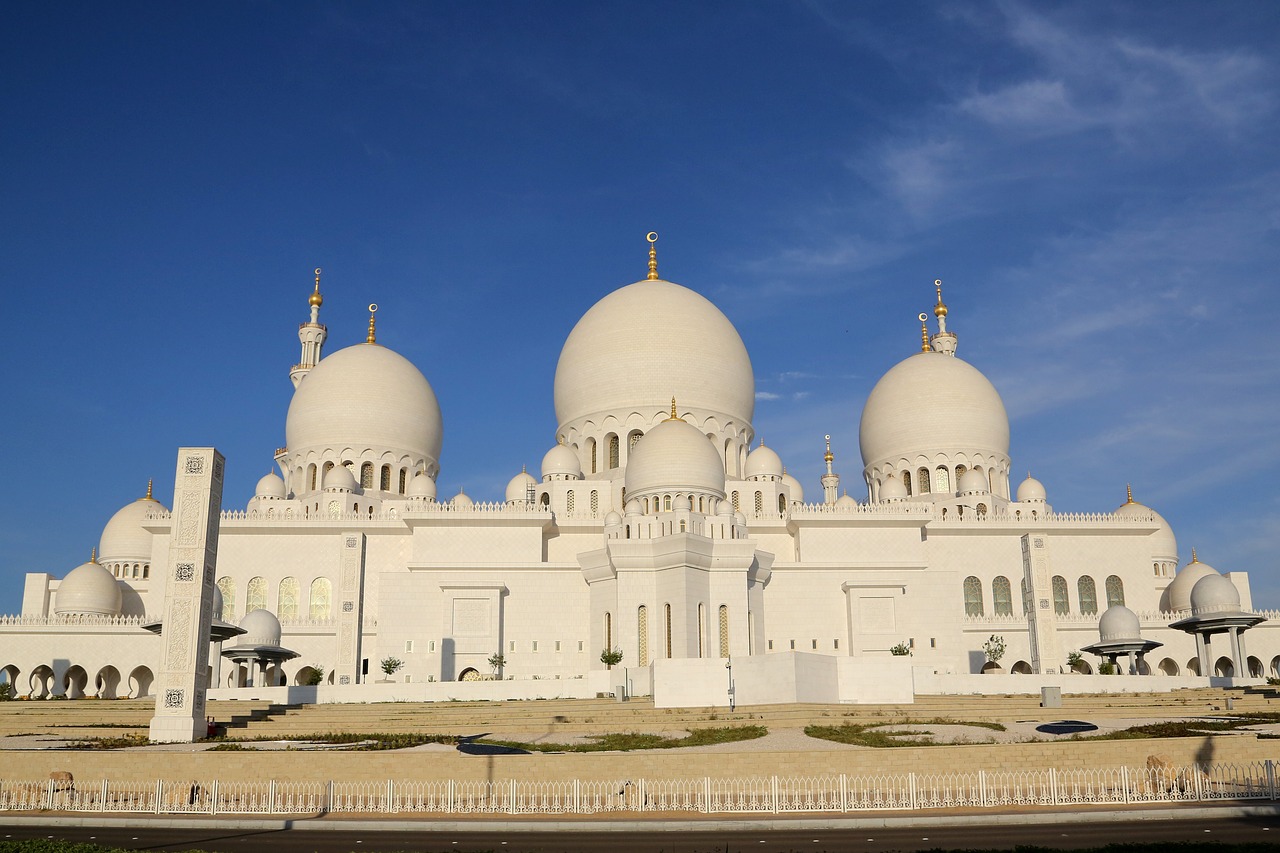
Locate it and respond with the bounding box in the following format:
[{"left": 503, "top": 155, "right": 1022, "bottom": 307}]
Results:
[
  {"left": 458, "top": 668, "right": 482, "bottom": 682},
  {"left": 1158, "top": 658, "right": 1179, "bottom": 676},
  {"left": 94, "top": 665, "right": 121, "bottom": 699},
  {"left": 62, "top": 666, "right": 89, "bottom": 700},
  {"left": 1010, "top": 660, "right": 1032, "bottom": 674},
  {"left": 1214, "top": 656, "right": 1234, "bottom": 677},
  {"left": 128, "top": 665, "right": 154, "bottom": 698},
  {"left": 29, "top": 665, "right": 54, "bottom": 699},
  {"left": 1248, "top": 656, "right": 1264, "bottom": 678}
]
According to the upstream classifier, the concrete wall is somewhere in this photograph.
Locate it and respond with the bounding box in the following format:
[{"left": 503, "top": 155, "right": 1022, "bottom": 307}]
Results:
[
  {"left": 913, "top": 669, "right": 1262, "bottom": 695},
  {"left": 651, "top": 653, "right": 913, "bottom": 708}
]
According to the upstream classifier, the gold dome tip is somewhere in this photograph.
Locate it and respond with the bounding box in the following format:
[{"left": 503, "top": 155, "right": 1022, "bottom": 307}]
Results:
[
  {"left": 366, "top": 303, "right": 378, "bottom": 344},
  {"left": 1191, "top": 547, "right": 1198, "bottom": 563},
  {"left": 646, "top": 232, "right": 659, "bottom": 280},
  {"left": 664, "top": 396, "right": 682, "bottom": 421},
  {"left": 933, "top": 278, "right": 948, "bottom": 317},
  {"left": 824, "top": 435, "right": 834, "bottom": 464},
  {"left": 141, "top": 478, "right": 153, "bottom": 501},
  {"left": 919, "top": 313, "right": 930, "bottom": 352},
  {"left": 309, "top": 268, "right": 324, "bottom": 307},
  {"left": 1125, "top": 483, "right": 1134, "bottom": 504},
  {"left": 90, "top": 547, "right": 97, "bottom": 563}
]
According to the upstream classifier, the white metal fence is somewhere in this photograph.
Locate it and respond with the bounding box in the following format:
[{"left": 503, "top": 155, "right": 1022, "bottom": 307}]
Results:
[{"left": 1, "top": 761, "right": 1275, "bottom": 816}]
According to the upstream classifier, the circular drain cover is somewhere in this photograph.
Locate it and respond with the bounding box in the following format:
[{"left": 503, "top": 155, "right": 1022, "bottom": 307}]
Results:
[{"left": 1036, "top": 720, "right": 1098, "bottom": 735}]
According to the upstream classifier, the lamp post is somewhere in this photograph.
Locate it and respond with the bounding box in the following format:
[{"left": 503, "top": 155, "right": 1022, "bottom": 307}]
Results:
[{"left": 725, "top": 656, "right": 735, "bottom": 711}]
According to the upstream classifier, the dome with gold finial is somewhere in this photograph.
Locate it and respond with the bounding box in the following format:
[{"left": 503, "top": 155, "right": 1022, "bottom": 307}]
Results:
[
  {"left": 1165, "top": 549, "right": 1218, "bottom": 613},
  {"left": 1115, "top": 485, "right": 1177, "bottom": 564},
  {"left": 98, "top": 482, "right": 167, "bottom": 569},
  {"left": 309, "top": 268, "right": 324, "bottom": 307},
  {"left": 55, "top": 551, "right": 123, "bottom": 617},
  {"left": 624, "top": 400, "right": 726, "bottom": 502}
]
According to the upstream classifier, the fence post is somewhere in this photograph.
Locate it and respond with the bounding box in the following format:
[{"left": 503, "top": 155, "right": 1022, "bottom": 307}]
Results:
[
  {"left": 1049, "top": 768, "right": 1058, "bottom": 806},
  {"left": 509, "top": 779, "right": 516, "bottom": 814},
  {"left": 269, "top": 779, "right": 276, "bottom": 814},
  {"left": 100, "top": 779, "right": 107, "bottom": 812},
  {"left": 1195, "top": 762, "right": 1204, "bottom": 801},
  {"left": 154, "top": 780, "right": 162, "bottom": 814},
  {"left": 212, "top": 779, "right": 219, "bottom": 815},
  {"left": 573, "top": 778, "right": 580, "bottom": 813},
  {"left": 447, "top": 779, "right": 455, "bottom": 814},
  {"left": 771, "top": 775, "right": 779, "bottom": 814},
  {"left": 638, "top": 778, "right": 646, "bottom": 812},
  {"left": 703, "top": 777, "right": 711, "bottom": 813},
  {"left": 909, "top": 772, "right": 917, "bottom": 811},
  {"left": 386, "top": 779, "right": 394, "bottom": 814},
  {"left": 1267, "top": 760, "right": 1276, "bottom": 801},
  {"left": 327, "top": 779, "right": 334, "bottom": 814},
  {"left": 979, "top": 769, "right": 987, "bottom": 807},
  {"left": 1121, "top": 765, "right": 1131, "bottom": 805}
]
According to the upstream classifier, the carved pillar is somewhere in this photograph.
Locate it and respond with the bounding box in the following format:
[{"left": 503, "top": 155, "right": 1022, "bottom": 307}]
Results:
[
  {"left": 333, "top": 532, "right": 367, "bottom": 685},
  {"left": 149, "top": 448, "right": 223, "bottom": 743},
  {"left": 1021, "top": 533, "right": 1061, "bottom": 675}
]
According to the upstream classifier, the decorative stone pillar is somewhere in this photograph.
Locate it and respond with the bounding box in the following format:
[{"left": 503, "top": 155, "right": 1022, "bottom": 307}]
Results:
[
  {"left": 333, "top": 532, "right": 367, "bottom": 685},
  {"left": 1021, "top": 533, "right": 1062, "bottom": 674},
  {"left": 149, "top": 448, "right": 224, "bottom": 743}
]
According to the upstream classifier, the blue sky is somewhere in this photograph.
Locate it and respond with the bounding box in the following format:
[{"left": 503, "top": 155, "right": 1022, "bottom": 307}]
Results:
[{"left": 2, "top": 2, "right": 1278, "bottom": 611}]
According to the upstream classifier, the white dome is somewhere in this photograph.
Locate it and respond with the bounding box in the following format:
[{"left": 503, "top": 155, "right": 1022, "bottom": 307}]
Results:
[
  {"left": 324, "top": 464, "right": 358, "bottom": 492},
  {"left": 1016, "top": 475, "right": 1046, "bottom": 503},
  {"left": 1166, "top": 555, "right": 1218, "bottom": 612},
  {"left": 1098, "top": 605, "right": 1142, "bottom": 642},
  {"left": 407, "top": 472, "right": 437, "bottom": 499},
  {"left": 604, "top": 510, "right": 623, "bottom": 526},
  {"left": 744, "top": 444, "right": 783, "bottom": 480},
  {"left": 99, "top": 496, "right": 167, "bottom": 562},
  {"left": 505, "top": 470, "right": 537, "bottom": 502},
  {"left": 879, "top": 477, "right": 907, "bottom": 502},
  {"left": 1190, "top": 573, "right": 1242, "bottom": 616},
  {"left": 1115, "top": 496, "right": 1177, "bottom": 559},
  {"left": 624, "top": 417, "right": 726, "bottom": 500},
  {"left": 541, "top": 443, "right": 581, "bottom": 480},
  {"left": 285, "top": 343, "right": 442, "bottom": 477},
  {"left": 958, "top": 468, "right": 989, "bottom": 495},
  {"left": 860, "top": 352, "right": 1009, "bottom": 474},
  {"left": 239, "top": 609, "right": 283, "bottom": 646},
  {"left": 625, "top": 499, "right": 643, "bottom": 516},
  {"left": 451, "top": 489, "right": 473, "bottom": 507},
  {"left": 835, "top": 492, "right": 860, "bottom": 508},
  {"left": 55, "top": 559, "right": 122, "bottom": 616},
  {"left": 254, "top": 472, "right": 287, "bottom": 499},
  {"left": 554, "top": 279, "right": 754, "bottom": 434},
  {"left": 781, "top": 471, "right": 804, "bottom": 503}
]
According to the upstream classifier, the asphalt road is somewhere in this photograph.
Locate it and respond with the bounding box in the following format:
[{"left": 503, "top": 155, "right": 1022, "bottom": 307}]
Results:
[{"left": 2, "top": 815, "right": 1278, "bottom": 853}]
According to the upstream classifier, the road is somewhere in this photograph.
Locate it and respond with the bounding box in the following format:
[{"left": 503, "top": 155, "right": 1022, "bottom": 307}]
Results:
[{"left": 2, "top": 814, "right": 1277, "bottom": 853}]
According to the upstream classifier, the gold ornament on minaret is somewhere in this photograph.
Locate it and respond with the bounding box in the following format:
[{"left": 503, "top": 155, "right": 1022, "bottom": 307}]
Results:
[
  {"left": 824, "top": 434, "right": 833, "bottom": 464},
  {"left": 919, "top": 313, "right": 930, "bottom": 352},
  {"left": 309, "top": 268, "right": 324, "bottom": 308},
  {"left": 933, "top": 278, "right": 948, "bottom": 319},
  {"left": 647, "top": 232, "right": 659, "bottom": 280},
  {"left": 366, "top": 303, "right": 378, "bottom": 344}
]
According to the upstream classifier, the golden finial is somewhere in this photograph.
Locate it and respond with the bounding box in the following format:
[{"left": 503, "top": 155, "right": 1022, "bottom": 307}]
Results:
[
  {"left": 366, "top": 303, "right": 378, "bottom": 344},
  {"left": 918, "top": 313, "right": 930, "bottom": 352},
  {"left": 143, "top": 479, "right": 153, "bottom": 500},
  {"left": 646, "top": 232, "right": 659, "bottom": 280},
  {"left": 90, "top": 547, "right": 97, "bottom": 563},
  {"left": 309, "top": 268, "right": 324, "bottom": 308},
  {"left": 1191, "top": 547, "right": 1198, "bottom": 563},
  {"left": 933, "top": 278, "right": 948, "bottom": 318},
  {"left": 824, "top": 434, "right": 833, "bottom": 464},
  {"left": 1125, "top": 483, "right": 1134, "bottom": 504},
  {"left": 665, "top": 396, "right": 681, "bottom": 421}
]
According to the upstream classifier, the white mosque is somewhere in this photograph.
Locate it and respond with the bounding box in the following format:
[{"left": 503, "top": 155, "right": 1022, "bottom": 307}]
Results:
[{"left": 2, "top": 237, "right": 1275, "bottom": 706}]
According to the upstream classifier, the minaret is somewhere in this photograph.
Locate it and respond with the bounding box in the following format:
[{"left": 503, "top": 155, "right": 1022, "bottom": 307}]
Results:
[
  {"left": 290, "top": 268, "right": 328, "bottom": 389},
  {"left": 821, "top": 435, "right": 840, "bottom": 504},
  {"left": 929, "top": 278, "right": 958, "bottom": 356}
]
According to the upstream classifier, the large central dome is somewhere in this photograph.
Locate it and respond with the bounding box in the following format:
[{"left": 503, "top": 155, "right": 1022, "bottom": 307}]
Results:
[{"left": 554, "top": 279, "right": 755, "bottom": 436}]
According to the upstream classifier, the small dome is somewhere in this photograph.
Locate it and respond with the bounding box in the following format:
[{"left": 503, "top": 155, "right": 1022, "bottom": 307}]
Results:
[
  {"left": 255, "top": 471, "right": 287, "bottom": 499},
  {"left": 673, "top": 494, "right": 692, "bottom": 511},
  {"left": 879, "top": 477, "right": 907, "bottom": 502},
  {"left": 212, "top": 585, "right": 225, "bottom": 619},
  {"left": 624, "top": 498, "right": 643, "bottom": 516},
  {"left": 1116, "top": 494, "right": 1177, "bottom": 559},
  {"left": 624, "top": 417, "right": 726, "bottom": 500},
  {"left": 505, "top": 470, "right": 537, "bottom": 502},
  {"left": 55, "top": 559, "right": 122, "bottom": 616},
  {"left": 744, "top": 444, "right": 783, "bottom": 480},
  {"left": 541, "top": 443, "right": 582, "bottom": 480},
  {"left": 451, "top": 489, "right": 473, "bottom": 508},
  {"left": 733, "top": 510, "right": 747, "bottom": 525},
  {"left": 1098, "top": 605, "right": 1142, "bottom": 642},
  {"left": 1190, "top": 573, "right": 1242, "bottom": 616},
  {"left": 406, "top": 472, "right": 437, "bottom": 499},
  {"left": 239, "top": 609, "right": 283, "bottom": 646},
  {"left": 1016, "top": 475, "right": 1046, "bottom": 503},
  {"left": 604, "top": 510, "right": 623, "bottom": 526},
  {"left": 718, "top": 501, "right": 735, "bottom": 518},
  {"left": 1166, "top": 554, "right": 1219, "bottom": 612},
  {"left": 781, "top": 471, "right": 804, "bottom": 503},
  {"left": 99, "top": 493, "right": 168, "bottom": 562},
  {"left": 835, "top": 492, "right": 859, "bottom": 509},
  {"left": 958, "top": 468, "right": 990, "bottom": 495},
  {"left": 324, "top": 464, "right": 358, "bottom": 492}
]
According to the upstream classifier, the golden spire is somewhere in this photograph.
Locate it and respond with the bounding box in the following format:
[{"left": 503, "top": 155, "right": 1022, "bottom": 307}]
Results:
[
  {"left": 1191, "top": 547, "right": 1198, "bottom": 564},
  {"left": 366, "top": 303, "right": 378, "bottom": 344},
  {"left": 664, "top": 396, "right": 682, "bottom": 421},
  {"left": 90, "top": 547, "right": 97, "bottom": 563},
  {"left": 1125, "top": 483, "right": 1134, "bottom": 504},
  {"left": 918, "top": 313, "right": 930, "bottom": 352},
  {"left": 309, "top": 267, "right": 324, "bottom": 308},
  {"left": 824, "top": 435, "right": 833, "bottom": 464},
  {"left": 933, "top": 278, "right": 948, "bottom": 319},
  {"left": 144, "top": 479, "right": 153, "bottom": 500},
  {"left": 646, "top": 231, "right": 659, "bottom": 280}
]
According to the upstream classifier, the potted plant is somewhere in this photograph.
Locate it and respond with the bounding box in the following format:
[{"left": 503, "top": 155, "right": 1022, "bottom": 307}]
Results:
[
  {"left": 982, "top": 634, "right": 1006, "bottom": 673},
  {"left": 1066, "top": 651, "right": 1086, "bottom": 674},
  {"left": 600, "top": 648, "right": 623, "bottom": 670},
  {"left": 889, "top": 641, "right": 912, "bottom": 657},
  {"left": 487, "top": 652, "right": 506, "bottom": 679},
  {"left": 379, "top": 656, "right": 404, "bottom": 682}
]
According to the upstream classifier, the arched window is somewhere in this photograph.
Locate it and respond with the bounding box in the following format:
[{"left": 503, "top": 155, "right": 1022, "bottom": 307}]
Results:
[
  {"left": 917, "top": 467, "right": 930, "bottom": 494},
  {"left": 380, "top": 465, "right": 391, "bottom": 491},
  {"left": 398, "top": 469, "right": 407, "bottom": 494},
  {"left": 590, "top": 491, "right": 599, "bottom": 514},
  {"left": 1105, "top": 575, "right": 1125, "bottom": 608},
  {"left": 308, "top": 465, "right": 317, "bottom": 491},
  {"left": 278, "top": 577, "right": 299, "bottom": 620},
  {"left": 718, "top": 604, "right": 729, "bottom": 658},
  {"left": 963, "top": 576, "right": 984, "bottom": 616},
  {"left": 902, "top": 470, "right": 912, "bottom": 496},
  {"left": 608, "top": 434, "right": 620, "bottom": 469},
  {"left": 540, "top": 493, "right": 550, "bottom": 507},
  {"left": 309, "top": 578, "right": 332, "bottom": 620},
  {"left": 643, "top": 497, "right": 650, "bottom": 514},
  {"left": 216, "top": 577, "right": 236, "bottom": 621},
  {"left": 1078, "top": 576, "right": 1098, "bottom": 615},
  {"left": 245, "top": 577, "right": 267, "bottom": 613},
  {"left": 1020, "top": 578, "right": 1029, "bottom": 614},
  {"left": 566, "top": 491, "right": 575, "bottom": 514},
  {"left": 1052, "top": 576, "right": 1069, "bottom": 615},
  {"left": 754, "top": 491, "right": 763, "bottom": 513},
  {"left": 731, "top": 491, "right": 740, "bottom": 511},
  {"left": 934, "top": 467, "right": 951, "bottom": 493},
  {"left": 663, "top": 494, "right": 672, "bottom": 511},
  {"left": 587, "top": 438, "right": 597, "bottom": 474},
  {"left": 628, "top": 430, "right": 643, "bottom": 451},
  {"left": 697, "top": 603, "right": 706, "bottom": 657},
  {"left": 637, "top": 605, "right": 649, "bottom": 666},
  {"left": 664, "top": 603, "right": 673, "bottom": 658},
  {"left": 992, "top": 576, "right": 1012, "bottom": 615},
  {"left": 604, "top": 612, "right": 612, "bottom": 652},
  {"left": 954, "top": 464, "right": 967, "bottom": 480},
  {"left": 323, "top": 461, "right": 335, "bottom": 483},
  {"left": 778, "top": 494, "right": 787, "bottom": 513},
  {"left": 360, "top": 462, "right": 374, "bottom": 489},
  {"left": 976, "top": 503, "right": 988, "bottom": 517}
]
